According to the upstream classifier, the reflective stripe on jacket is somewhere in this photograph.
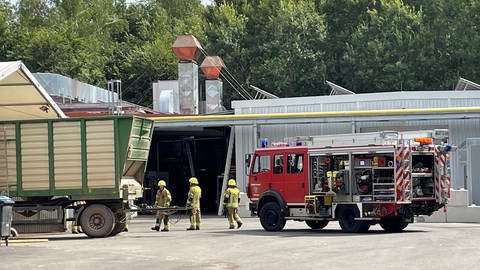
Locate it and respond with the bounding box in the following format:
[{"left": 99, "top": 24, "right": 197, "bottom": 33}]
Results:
[{"left": 225, "top": 187, "right": 240, "bottom": 208}]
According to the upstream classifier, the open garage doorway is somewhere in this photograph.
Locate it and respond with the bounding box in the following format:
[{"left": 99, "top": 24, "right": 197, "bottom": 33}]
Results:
[{"left": 141, "top": 126, "right": 233, "bottom": 214}]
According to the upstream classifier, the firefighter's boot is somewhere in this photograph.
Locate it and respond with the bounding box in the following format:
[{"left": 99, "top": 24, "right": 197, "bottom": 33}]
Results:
[
  {"left": 72, "top": 224, "right": 80, "bottom": 234},
  {"left": 229, "top": 225, "right": 234, "bottom": 229},
  {"left": 151, "top": 218, "right": 160, "bottom": 231},
  {"left": 161, "top": 227, "right": 169, "bottom": 232},
  {"left": 237, "top": 221, "right": 243, "bottom": 229},
  {"left": 187, "top": 226, "right": 196, "bottom": 231}
]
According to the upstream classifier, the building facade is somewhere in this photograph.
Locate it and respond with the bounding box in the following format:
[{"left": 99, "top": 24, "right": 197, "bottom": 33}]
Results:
[{"left": 232, "top": 91, "right": 480, "bottom": 204}]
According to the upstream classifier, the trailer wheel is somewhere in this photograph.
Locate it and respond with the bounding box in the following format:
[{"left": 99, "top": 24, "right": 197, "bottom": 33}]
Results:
[
  {"left": 379, "top": 217, "right": 409, "bottom": 232},
  {"left": 337, "top": 206, "right": 370, "bottom": 233},
  {"left": 110, "top": 212, "right": 127, "bottom": 236},
  {"left": 305, "top": 220, "right": 329, "bottom": 230},
  {"left": 80, "top": 204, "right": 115, "bottom": 238},
  {"left": 259, "top": 202, "right": 286, "bottom": 231}
]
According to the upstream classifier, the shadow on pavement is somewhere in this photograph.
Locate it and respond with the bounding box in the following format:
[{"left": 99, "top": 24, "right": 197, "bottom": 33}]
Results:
[{"left": 208, "top": 228, "right": 426, "bottom": 237}]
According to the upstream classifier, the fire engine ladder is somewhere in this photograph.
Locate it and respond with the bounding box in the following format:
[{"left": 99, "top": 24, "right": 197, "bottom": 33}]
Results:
[{"left": 297, "top": 131, "right": 399, "bottom": 148}]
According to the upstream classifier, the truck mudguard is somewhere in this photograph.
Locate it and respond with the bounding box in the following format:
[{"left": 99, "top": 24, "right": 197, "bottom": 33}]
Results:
[{"left": 257, "top": 189, "right": 287, "bottom": 212}]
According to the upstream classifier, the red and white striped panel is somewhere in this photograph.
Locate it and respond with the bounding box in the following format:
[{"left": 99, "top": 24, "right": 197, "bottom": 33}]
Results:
[
  {"left": 434, "top": 150, "right": 445, "bottom": 202},
  {"left": 445, "top": 153, "right": 451, "bottom": 198},
  {"left": 446, "top": 174, "right": 451, "bottom": 198},
  {"left": 395, "top": 146, "right": 403, "bottom": 201},
  {"left": 395, "top": 144, "right": 410, "bottom": 201},
  {"left": 402, "top": 145, "right": 411, "bottom": 201}
]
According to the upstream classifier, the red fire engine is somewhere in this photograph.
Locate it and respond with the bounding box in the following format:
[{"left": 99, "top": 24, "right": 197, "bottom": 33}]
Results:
[{"left": 247, "top": 130, "right": 453, "bottom": 233}]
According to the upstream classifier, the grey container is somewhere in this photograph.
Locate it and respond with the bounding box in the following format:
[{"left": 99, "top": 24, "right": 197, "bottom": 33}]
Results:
[{"left": 0, "top": 196, "right": 14, "bottom": 246}]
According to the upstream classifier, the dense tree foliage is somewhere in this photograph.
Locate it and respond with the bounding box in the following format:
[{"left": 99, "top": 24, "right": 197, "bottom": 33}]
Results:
[{"left": 0, "top": 0, "right": 479, "bottom": 108}]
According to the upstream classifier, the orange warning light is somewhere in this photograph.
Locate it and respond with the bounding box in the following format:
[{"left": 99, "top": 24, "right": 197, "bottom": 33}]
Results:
[{"left": 414, "top": 137, "right": 433, "bottom": 145}]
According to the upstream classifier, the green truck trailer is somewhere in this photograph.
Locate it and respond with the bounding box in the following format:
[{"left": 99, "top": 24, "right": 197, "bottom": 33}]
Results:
[{"left": 0, "top": 115, "right": 154, "bottom": 237}]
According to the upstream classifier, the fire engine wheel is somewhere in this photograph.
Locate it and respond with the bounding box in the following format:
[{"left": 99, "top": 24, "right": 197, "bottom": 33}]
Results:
[
  {"left": 259, "top": 202, "right": 286, "bottom": 231},
  {"left": 305, "top": 220, "right": 329, "bottom": 230},
  {"left": 110, "top": 211, "right": 127, "bottom": 236},
  {"left": 80, "top": 204, "right": 115, "bottom": 238},
  {"left": 338, "top": 206, "right": 370, "bottom": 233},
  {"left": 379, "top": 217, "right": 409, "bottom": 233}
]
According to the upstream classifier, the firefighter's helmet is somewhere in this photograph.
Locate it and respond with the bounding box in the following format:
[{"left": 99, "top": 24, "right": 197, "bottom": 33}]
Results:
[
  {"left": 228, "top": 179, "right": 236, "bottom": 186},
  {"left": 158, "top": 180, "right": 166, "bottom": 187},
  {"left": 189, "top": 177, "right": 199, "bottom": 185}
]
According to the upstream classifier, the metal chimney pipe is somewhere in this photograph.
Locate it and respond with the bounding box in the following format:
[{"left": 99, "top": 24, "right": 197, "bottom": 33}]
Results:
[{"left": 200, "top": 56, "right": 225, "bottom": 113}]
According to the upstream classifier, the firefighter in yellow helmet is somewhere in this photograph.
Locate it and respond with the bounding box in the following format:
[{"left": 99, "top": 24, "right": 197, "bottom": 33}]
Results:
[
  {"left": 223, "top": 179, "right": 243, "bottom": 229},
  {"left": 186, "top": 177, "right": 202, "bottom": 230},
  {"left": 151, "top": 180, "right": 172, "bottom": 232}
]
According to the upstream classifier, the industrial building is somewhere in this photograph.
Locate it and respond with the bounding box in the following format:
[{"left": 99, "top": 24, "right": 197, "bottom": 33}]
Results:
[
  {"left": 231, "top": 90, "right": 480, "bottom": 207},
  {"left": 151, "top": 90, "right": 480, "bottom": 221}
]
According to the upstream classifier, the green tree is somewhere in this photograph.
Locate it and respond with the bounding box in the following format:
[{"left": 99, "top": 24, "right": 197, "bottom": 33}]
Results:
[
  {"left": 250, "top": 0, "right": 327, "bottom": 97},
  {"left": 408, "top": 0, "right": 480, "bottom": 89},
  {"left": 339, "top": 0, "right": 423, "bottom": 92},
  {"left": 118, "top": 0, "right": 205, "bottom": 107},
  {"left": 206, "top": 0, "right": 327, "bottom": 105},
  {"left": 0, "top": 1, "right": 14, "bottom": 60},
  {"left": 204, "top": 2, "right": 250, "bottom": 102}
]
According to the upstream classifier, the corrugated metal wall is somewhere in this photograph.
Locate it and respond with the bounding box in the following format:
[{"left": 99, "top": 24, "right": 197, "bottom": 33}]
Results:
[
  {"left": 233, "top": 91, "right": 480, "bottom": 192},
  {"left": 21, "top": 123, "right": 50, "bottom": 191},
  {"left": 53, "top": 121, "right": 82, "bottom": 189},
  {"left": 86, "top": 120, "right": 115, "bottom": 188},
  {"left": 0, "top": 124, "right": 17, "bottom": 194}
]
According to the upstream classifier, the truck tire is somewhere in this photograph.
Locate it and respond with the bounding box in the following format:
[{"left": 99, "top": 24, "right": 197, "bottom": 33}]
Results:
[
  {"left": 259, "top": 202, "right": 286, "bottom": 231},
  {"left": 110, "top": 212, "right": 127, "bottom": 236},
  {"left": 337, "top": 206, "right": 370, "bottom": 233},
  {"left": 379, "top": 217, "right": 409, "bottom": 232},
  {"left": 80, "top": 204, "right": 115, "bottom": 238},
  {"left": 305, "top": 220, "right": 329, "bottom": 230}
]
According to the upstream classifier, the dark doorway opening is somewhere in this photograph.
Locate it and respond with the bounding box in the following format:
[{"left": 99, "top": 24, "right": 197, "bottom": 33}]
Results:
[{"left": 141, "top": 126, "right": 233, "bottom": 214}]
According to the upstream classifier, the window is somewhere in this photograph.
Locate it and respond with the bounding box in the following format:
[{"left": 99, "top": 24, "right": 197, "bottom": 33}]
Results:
[
  {"left": 274, "top": 154, "right": 284, "bottom": 174},
  {"left": 252, "top": 155, "right": 271, "bottom": 174},
  {"left": 287, "top": 153, "right": 304, "bottom": 174}
]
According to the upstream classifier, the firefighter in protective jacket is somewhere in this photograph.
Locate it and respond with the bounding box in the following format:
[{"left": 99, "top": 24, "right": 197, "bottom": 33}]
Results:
[
  {"left": 151, "top": 180, "right": 172, "bottom": 232},
  {"left": 224, "top": 179, "right": 243, "bottom": 229},
  {"left": 186, "top": 177, "right": 202, "bottom": 230}
]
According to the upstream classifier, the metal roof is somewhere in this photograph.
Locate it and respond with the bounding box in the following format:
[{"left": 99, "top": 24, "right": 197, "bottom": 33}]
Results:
[
  {"left": 231, "top": 90, "right": 480, "bottom": 109},
  {"left": 0, "top": 61, "right": 65, "bottom": 120}
]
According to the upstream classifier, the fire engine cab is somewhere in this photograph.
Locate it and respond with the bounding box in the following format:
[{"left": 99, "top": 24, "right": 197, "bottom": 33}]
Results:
[{"left": 247, "top": 130, "right": 454, "bottom": 233}]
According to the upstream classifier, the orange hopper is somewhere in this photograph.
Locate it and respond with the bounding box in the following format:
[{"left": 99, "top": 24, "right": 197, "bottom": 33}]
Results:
[
  {"left": 172, "top": 35, "right": 203, "bottom": 62},
  {"left": 200, "top": 56, "right": 225, "bottom": 80}
]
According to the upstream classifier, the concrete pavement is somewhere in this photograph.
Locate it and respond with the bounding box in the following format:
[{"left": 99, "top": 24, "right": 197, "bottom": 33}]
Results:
[{"left": 1, "top": 215, "right": 479, "bottom": 270}]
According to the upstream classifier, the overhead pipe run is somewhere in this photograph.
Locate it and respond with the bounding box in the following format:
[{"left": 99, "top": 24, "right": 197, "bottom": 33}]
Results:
[{"left": 151, "top": 106, "right": 480, "bottom": 122}]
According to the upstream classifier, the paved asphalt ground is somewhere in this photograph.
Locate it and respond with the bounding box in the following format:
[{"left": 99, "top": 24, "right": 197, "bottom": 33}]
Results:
[{"left": 1, "top": 215, "right": 480, "bottom": 270}]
